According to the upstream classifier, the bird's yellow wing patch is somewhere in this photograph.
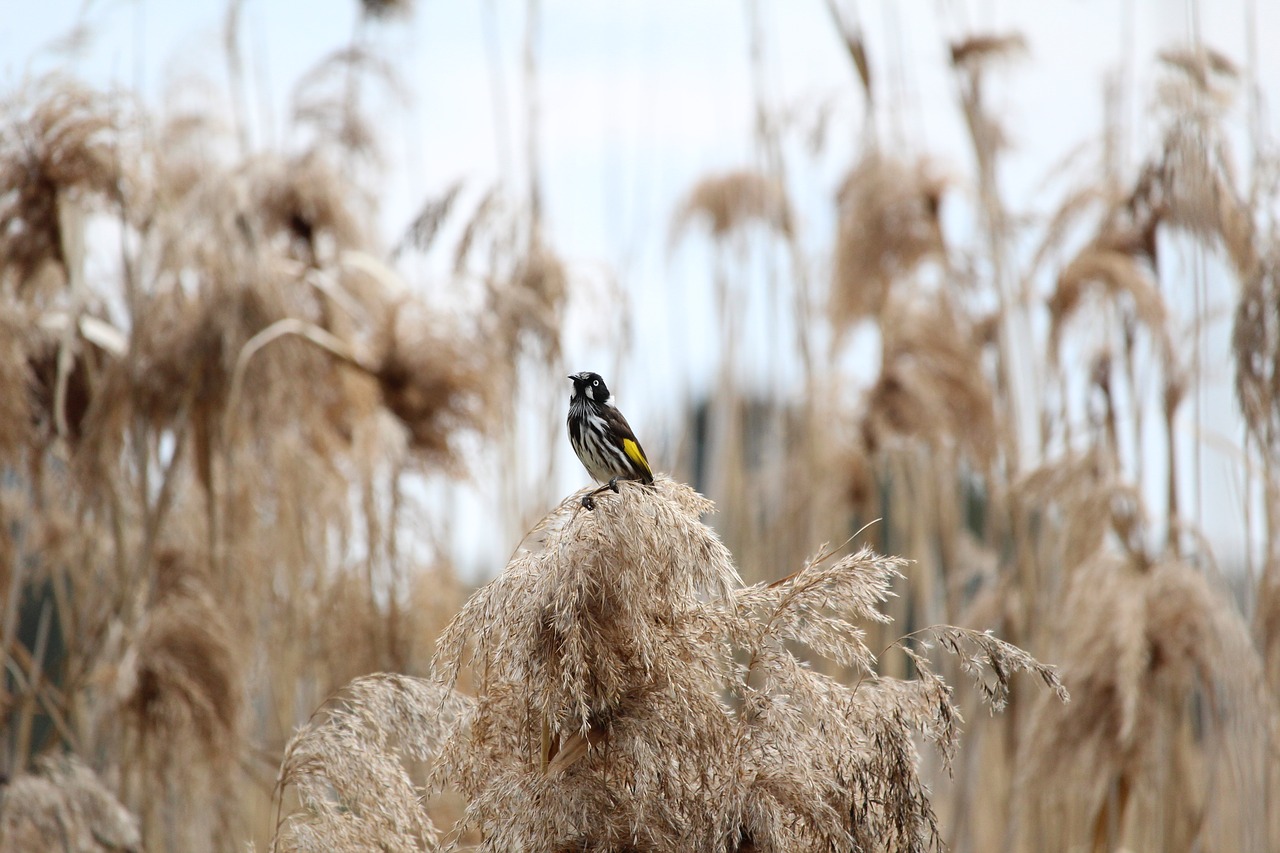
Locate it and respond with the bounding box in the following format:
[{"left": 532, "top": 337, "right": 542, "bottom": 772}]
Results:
[{"left": 622, "top": 438, "right": 652, "bottom": 476}]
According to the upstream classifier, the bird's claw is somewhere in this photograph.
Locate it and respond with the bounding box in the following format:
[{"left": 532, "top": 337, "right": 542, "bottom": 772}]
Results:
[{"left": 581, "top": 479, "right": 622, "bottom": 511}]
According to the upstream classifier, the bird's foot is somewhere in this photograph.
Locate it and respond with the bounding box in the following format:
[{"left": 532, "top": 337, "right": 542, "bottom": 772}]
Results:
[{"left": 581, "top": 478, "right": 623, "bottom": 511}]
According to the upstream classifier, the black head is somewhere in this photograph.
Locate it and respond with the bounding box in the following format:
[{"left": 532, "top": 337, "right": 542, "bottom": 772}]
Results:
[{"left": 569, "top": 371, "right": 611, "bottom": 404}]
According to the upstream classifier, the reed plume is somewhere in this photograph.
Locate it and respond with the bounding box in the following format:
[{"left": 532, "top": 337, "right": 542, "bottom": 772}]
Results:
[
  {"left": 0, "top": 754, "right": 141, "bottom": 852},
  {"left": 274, "top": 478, "right": 1065, "bottom": 852}
]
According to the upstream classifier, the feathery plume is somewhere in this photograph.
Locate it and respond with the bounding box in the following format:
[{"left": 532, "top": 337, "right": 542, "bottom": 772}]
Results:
[{"left": 0, "top": 754, "right": 141, "bottom": 853}]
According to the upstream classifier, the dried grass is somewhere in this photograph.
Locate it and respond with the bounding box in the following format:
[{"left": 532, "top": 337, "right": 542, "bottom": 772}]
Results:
[
  {"left": 948, "top": 34, "right": 1028, "bottom": 70},
  {"left": 950, "top": 33, "right": 1026, "bottom": 196},
  {"left": 1014, "top": 449, "right": 1128, "bottom": 571},
  {"left": 0, "top": 76, "right": 125, "bottom": 296},
  {"left": 274, "top": 479, "right": 1065, "bottom": 851},
  {"left": 1234, "top": 251, "right": 1280, "bottom": 453},
  {"left": 1047, "top": 247, "right": 1171, "bottom": 360},
  {"left": 498, "top": 245, "right": 568, "bottom": 360},
  {"left": 823, "top": 0, "right": 871, "bottom": 103},
  {"left": 394, "top": 179, "right": 464, "bottom": 258},
  {"left": 1157, "top": 121, "right": 1257, "bottom": 277},
  {"left": 449, "top": 188, "right": 569, "bottom": 363},
  {"left": 1156, "top": 46, "right": 1240, "bottom": 115},
  {"left": 1013, "top": 553, "right": 1275, "bottom": 852},
  {"left": 273, "top": 674, "right": 472, "bottom": 852},
  {"left": 252, "top": 152, "right": 366, "bottom": 265},
  {"left": 1235, "top": 251, "right": 1280, "bottom": 697},
  {"left": 829, "top": 153, "right": 946, "bottom": 331},
  {"left": 4, "top": 19, "right": 1277, "bottom": 853},
  {"left": 116, "top": 548, "right": 242, "bottom": 759},
  {"left": 0, "top": 754, "right": 141, "bottom": 853},
  {"left": 861, "top": 295, "right": 997, "bottom": 469},
  {"left": 373, "top": 298, "right": 491, "bottom": 466},
  {"left": 671, "top": 169, "right": 793, "bottom": 244},
  {"left": 0, "top": 70, "right": 491, "bottom": 853}
]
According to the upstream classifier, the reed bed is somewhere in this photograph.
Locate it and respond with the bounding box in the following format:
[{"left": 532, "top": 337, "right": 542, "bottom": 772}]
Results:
[{"left": 2, "top": 4, "right": 1278, "bottom": 852}]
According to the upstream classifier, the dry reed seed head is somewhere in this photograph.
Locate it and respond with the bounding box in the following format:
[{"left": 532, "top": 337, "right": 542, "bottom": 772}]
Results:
[
  {"left": 116, "top": 548, "right": 242, "bottom": 759},
  {"left": 844, "top": 679, "right": 954, "bottom": 848},
  {"left": 1016, "top": 552, "right": 1270, "bottom": 849},
  {"left": 1233, "top": 252, "right": 1280, "bottom": 450},
  {"left": 373, "top": 297, "right": 491, "bottom": 465},
  {"left": 130, "top": 264, "right": 367, "bottom": 467},
  {"left": 1156, "top": 121, "right": 1258, "bottom": 278},
  {"left": 429, "top": 482, "right": 743, "bottom": 847},
  {"left": 451, "top": 187, "right": 569, "bottom": 362},
  {"left": 128, "top": 279, "right": 287, "bottom": 428},
  {"left": 1028, "top": 184, "right": 1123, "bottom": 282},
  {"left": 124, "top": 287, "right": 206, "bottom": 426},
  {"left": 1106, "top": 484, "right": 1153, "bottom": 563},
  {"left": 1157, "top": 45, "right": 1240, "bottom": 113},
  {"left": 274, "top": 674, "right": 472, "bottom": 853},
  {"left": 732, "top": 547, "right": 902, "bottom": 672},
  {"left": 150, "top": 544, "right": 212, "bottom": 602},
  {"left": 1014, "top": 553, "right": 1150, "bottom": 838},
  {"left": 724, "top": 649, "right": 953, "bottom": 851},
  {"left": 860, "top": 294, "right": 998, "bottom": 468},
  {"left": 394, "top": 179, "right": 464, "bottom": 258},
  {"left": 436, "top": 478, "right": 739, "bottom": 732},
  {"left": 948, "top": 33, "right": 1028, "bottom": 70},
  {"left": 1048, "top": 247, "right": 1173, "bottom": 362},
  {"left": 1159, "top": 45, "right": 1241, "bottom": 84},
  {"left": 0, "top": 76, "right": 128, "bottom": 296},
  {"left": 1014, "top": 449, "right": 1119, "bottom": 568},
  {"left": 949, "top": 32, "right": 1025, "bottom": 184},
  {"left": 455, "top": 674, "right": 743, "bottom": 851},
  {"left": 0, "top": 753, "right": 141, "bottom": 852},
  {"left": 309, "top": 566, "right": 438, "bottom": 682},
  {"left": 1091, "top": 166, "right": 1166, "bottom": 266},
  {"left": 419, "top": 479, "right": 1068, "bottom": 852},
  {"left": 495, "top": 245, "right": 569, "bottom": 360},
  {"left": 251, "top": 152, "right": 366, "bottom": 266},
  {"left": 671, "top": 169, "right": 794, "bottom": 244},
  {"left": 149, "top": 101, "right": 236, "bottom": 209},
  {"left": 829, "top": 153, "right": 947, "bottom": 331},
  {"left": 450, "top": 185, "right": 501, "bottom": 275},
  {"left": 927, "top": 625, "right": 1069, "bottom": 712}
]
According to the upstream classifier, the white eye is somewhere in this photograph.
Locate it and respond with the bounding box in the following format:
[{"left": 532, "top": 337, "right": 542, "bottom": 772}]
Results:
[{"left": 593, "top": 379, "right": 599, "bottom": 386}]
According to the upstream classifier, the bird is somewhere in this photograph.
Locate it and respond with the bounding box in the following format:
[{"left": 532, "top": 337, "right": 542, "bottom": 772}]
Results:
[{"left": 566, "top": 371, "right": 653, "bottom": 506}]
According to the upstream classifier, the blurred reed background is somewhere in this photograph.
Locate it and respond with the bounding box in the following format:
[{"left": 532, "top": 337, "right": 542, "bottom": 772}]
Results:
[{"left": 1, "top": 0, "right": 1277, "bottom": 850}]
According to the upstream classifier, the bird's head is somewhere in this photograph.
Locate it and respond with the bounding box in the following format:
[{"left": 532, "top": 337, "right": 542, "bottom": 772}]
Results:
[{"left": 569, "top": 371, "right": 610, "bottom": 404}]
